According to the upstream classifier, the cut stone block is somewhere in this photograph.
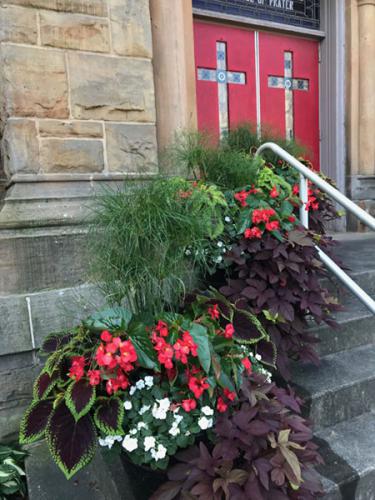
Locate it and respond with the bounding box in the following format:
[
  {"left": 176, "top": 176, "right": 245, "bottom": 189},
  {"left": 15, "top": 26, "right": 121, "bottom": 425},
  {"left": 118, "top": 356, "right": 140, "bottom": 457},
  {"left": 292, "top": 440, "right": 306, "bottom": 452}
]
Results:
[
  {"left": 39, "top": 119, "right": 103, "bottom": 138},
  {"left": 1, "top": 119, "right": 39, "bottom": 176},
  {"left": 68, "top": 52, "right": 156, "bottom": 121},
  {"left": 105, "top": 123, "right": 158, "bottom": 173},
  {"left": 40, "top": 11, "right": 110, "bottom": 52},
  {"left": 1, "top": 44, "right": 69, "bottom": 119},
  {"left": 39, "top": 138, "right": 104, "bottom": 173},
  {"left": 3, "top": 0, "right": 108, "bottom": 16},
  {"left": 109, "top": 0, "right": 152, "bottom": 58},
  {"left": 0, "top": 4, "right": 37, "bottom": 44}
]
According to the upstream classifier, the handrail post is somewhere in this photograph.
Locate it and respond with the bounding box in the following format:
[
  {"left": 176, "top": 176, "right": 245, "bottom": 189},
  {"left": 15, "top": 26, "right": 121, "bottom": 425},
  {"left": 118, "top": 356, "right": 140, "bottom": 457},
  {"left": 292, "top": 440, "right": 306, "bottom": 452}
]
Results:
[{"left": 299, "top": 174, "right": 309, "bottom": 229}]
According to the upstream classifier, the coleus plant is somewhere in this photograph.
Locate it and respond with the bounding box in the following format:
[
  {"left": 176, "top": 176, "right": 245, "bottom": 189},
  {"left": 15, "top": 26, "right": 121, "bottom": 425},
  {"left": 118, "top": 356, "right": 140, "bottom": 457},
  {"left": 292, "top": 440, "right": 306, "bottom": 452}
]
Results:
[
  {"left": 19, "top": 295, "right": 269, "bottom": 478},
  {"left": 152, "top": 374, "right": 324, "bottom": 500}
]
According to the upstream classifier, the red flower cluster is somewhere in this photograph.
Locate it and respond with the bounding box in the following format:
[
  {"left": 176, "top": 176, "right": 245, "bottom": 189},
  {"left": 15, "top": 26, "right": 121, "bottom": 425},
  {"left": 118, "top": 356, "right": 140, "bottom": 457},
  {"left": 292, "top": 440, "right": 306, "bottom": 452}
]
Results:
[
  {"left": 252, "top": 208, "right": 276, "bottom": 224},
  {"left": 174, "top": 331, "right": 198, "bottom": 364},
  {"left": 94, "top": 330, "right": 138, "bottom": 395},
  {"left": 270, "top": 186, "right": 279, "bottom": 198},
  {"left": 234, "top": 187, "right": 258, "bottom": 207},
  {"left": 68, "top": 356, "right": 85, "bottom": 381},
  {"left": 216, "top": 387, "right": 237, "bottom": 413},
  {"left": 244, "top": 227, "right": 262, "bottom": 239},
  {"left": 292, "top": 184, "right": 319, "bottom": 211},
  {"left": 208, "top": 304, "right": 220, "bottom": 320},
  {"left": 152, "top": 321, "right": 198, "bottom": 369},
  {"left": 241, "top": 357, "right": 252, "bottom": 374},
  {"left": 188, "top": 375, "right": 210, "bottom": 398},
  {"left": 265, "top": 220, "right": 280, "bottom": 232},
  {"left": 182, "top": 398, "right": 197, "bottom": 412},
  {"left": 224, "top": 323, "right": 235, "bottom": 339}
]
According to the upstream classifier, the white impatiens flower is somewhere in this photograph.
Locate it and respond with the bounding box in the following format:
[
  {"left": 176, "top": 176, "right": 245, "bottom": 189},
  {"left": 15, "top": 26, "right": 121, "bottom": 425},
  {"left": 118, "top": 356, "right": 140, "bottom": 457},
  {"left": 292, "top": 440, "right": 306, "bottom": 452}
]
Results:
[
  {"left": 123, "top": 400, "right": 132, "bottom": 410},
  {"left": 144, "top": 376, "right": 154, "bottom": 388},
  {"left": 158, "top": 398, "right": 171, "bottom": 411},
  {"left": 129, "top": 386, "right": 136, "bottom": 396},
  {"left": 98, "top": 435, "right": 122, "bottom": 449},
  {"left": 255, "top": 353, "right": 262, "bottom": 361},
  {"left": 169, "top": 425, "right": 180, "bottom": 437},
  {"left": 201, "top": 406, "right": 214, "bottom": 416},
  {"left": 224, "top": 216, "right": 231, "bottom": 223},
  {"left": 152, "top": 404, "right": 168, "bottom": 420},
  {"left": 174, "top": 414, "right": 183, "bottom": 425},
  {"left": 217, "top": 241, "right": 224, "bottom": 248},
  {"left": 139, "top": 405, "right": 151, "bottom": 415},
  {"left": 122, "top": 435, "right": 138, "bottom": 452},
  {"left": 144, "top": 436, "right": 156, "bottom": 451},
  {"left": 135, "top": 379, "right": 145, "bottom": 390},
  {"left": 198, "top": 416, "right": 213, "bottom": 430},
  {"left": 151, "top": 444, "right": 167, "bottom": 461},
  {"left": 129, "top": 428, "right": 137, "bottom": 435},
  {"left": 214, "top": 256, "right": 223, "bottom": 263},
  {"left": 137, "top": 422, "right": 147, "bottom": 430},
  {"left": 185, "top": 431, "right": 191, "bottom": 436}
]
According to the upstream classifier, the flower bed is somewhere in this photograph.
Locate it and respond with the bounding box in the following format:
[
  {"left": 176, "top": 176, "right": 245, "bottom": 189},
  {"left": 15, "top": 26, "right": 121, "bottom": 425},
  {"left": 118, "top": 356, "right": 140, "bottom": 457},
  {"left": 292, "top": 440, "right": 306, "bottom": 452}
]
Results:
[{"left": 20, "top": 127, "right": 340, "bottom": 498}]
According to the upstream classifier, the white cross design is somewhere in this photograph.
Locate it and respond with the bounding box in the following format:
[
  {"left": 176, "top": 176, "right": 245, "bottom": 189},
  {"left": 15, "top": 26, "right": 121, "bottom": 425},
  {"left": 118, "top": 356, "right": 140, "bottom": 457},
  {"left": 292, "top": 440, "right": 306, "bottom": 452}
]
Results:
[
  {"left": 268, "top": 51, "right": 309, "bottom": 140},
  {"left": 197, "top": 41, "right": 246, "bottom": 138}
]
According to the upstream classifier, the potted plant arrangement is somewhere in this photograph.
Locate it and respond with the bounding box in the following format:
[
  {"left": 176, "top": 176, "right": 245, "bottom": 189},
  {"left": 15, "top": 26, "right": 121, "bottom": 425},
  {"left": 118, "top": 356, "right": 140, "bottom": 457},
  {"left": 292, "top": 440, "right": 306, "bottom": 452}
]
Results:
[{"left": 20, "top": 126, "right": 340, "bottom": 499}]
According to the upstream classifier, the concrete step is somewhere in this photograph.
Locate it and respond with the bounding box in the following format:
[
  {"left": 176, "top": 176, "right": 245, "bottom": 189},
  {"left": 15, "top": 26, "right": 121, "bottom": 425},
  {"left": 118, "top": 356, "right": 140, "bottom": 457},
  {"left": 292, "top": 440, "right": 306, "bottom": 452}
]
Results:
[
  {"left": 314, "top": 305, "right": 375, "bottom": 357},
  {"left": 292, "top": 344, "right": 375, "bottom": 430},
  {"left": 317, "top": 411, "right": 375, "bottom": 500}
]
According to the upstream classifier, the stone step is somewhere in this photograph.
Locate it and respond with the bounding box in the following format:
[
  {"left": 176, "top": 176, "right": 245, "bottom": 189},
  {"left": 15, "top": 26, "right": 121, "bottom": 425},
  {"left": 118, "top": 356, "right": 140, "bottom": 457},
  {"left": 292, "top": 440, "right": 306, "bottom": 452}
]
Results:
[
  {"left": 323, "top": 233, "right": 375, "bottom": 305},
  {"left": 292, "top": 344, "right": 375, "bottom": 430},
  {"left": 317, "top": 411, "right": 375, "bottom": 500},
  {"left": 314, "top": 305, "right": 375, "bottom": 357}
]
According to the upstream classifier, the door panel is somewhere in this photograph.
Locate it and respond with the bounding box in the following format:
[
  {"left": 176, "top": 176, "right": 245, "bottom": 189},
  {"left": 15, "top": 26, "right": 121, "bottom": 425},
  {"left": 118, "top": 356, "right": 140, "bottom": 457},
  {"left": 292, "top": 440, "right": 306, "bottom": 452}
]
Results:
[
  {"left": 194, "top": 21, "right": 257, "bottom": 138},
  {"left": 259, "top": 32, "right": 320, "bottom": 168}
]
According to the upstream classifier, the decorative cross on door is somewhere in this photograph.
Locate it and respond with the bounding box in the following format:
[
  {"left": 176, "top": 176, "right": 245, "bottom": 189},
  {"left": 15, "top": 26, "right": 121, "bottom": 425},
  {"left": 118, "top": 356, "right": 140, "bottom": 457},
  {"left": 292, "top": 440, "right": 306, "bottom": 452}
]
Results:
[
  {"left": 197, "top": 41, "right": 246, "bottom": 137},
  {"left": 268, "top": 51, "right": 309, "bottom": 140}
]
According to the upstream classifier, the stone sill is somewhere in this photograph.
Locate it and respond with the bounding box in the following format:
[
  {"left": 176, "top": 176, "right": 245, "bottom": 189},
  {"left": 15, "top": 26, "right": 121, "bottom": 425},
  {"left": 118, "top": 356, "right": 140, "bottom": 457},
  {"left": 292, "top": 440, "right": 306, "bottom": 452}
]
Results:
[{"left": 7, "top": 172, "right": 159, "bottom": 187}]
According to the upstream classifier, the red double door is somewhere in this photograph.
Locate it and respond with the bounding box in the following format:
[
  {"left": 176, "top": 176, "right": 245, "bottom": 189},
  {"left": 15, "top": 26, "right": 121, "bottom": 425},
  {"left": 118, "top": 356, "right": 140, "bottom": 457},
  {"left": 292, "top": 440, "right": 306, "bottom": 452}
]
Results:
[{"left": 194, "top": 21, "right": 320, "bottom": 168}]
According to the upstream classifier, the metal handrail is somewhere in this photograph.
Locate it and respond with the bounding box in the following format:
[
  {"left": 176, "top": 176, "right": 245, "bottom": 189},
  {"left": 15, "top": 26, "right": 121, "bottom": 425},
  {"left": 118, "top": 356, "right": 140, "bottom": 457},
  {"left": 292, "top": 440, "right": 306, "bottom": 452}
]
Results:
[{"left": 256, "top": 142, "right": 375, "bottom": 315}]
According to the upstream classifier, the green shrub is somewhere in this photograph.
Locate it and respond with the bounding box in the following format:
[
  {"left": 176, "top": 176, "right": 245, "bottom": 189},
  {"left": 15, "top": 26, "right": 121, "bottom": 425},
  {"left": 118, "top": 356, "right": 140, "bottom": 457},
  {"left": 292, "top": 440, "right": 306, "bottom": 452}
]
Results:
[
  {"left": 90, "top": 177, "right": 227, "bottom": 313},
  {"left": 0, "top": 444, "right": 27, "bottom": 499}
]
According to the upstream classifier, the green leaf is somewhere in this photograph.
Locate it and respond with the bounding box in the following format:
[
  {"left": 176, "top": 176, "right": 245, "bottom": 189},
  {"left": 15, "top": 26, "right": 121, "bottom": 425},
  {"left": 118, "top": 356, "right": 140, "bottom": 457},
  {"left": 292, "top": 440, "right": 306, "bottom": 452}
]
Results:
[
  {"left": 83, "top": 307, "right": 133, "bottom": 332},
  {"left": 186, "top": 322, "right": 211, "bottom": 374},
  {"left": 128, "top": 322, "right": 159, "bottom": 370}
]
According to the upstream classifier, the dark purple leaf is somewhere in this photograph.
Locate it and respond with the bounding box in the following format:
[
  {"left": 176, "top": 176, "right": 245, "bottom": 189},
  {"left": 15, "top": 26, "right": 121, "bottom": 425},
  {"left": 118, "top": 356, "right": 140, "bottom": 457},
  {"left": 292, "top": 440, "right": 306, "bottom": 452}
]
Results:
[
  {"left": 247, "top": 420, "right": 270, "bottom": 436},
  {"left": 46, "top": 401, "right": 96, "bottom": 479},
  {"left": 41, "top": 332, "right": 72, "bottom": 353},
  {"left": 94, "top": 397, "right": 124, "bottom": 435},
  {"left": 66, "top": 379, "right": 96, "bottom": 421},
  {"left": 33, "top": 370, "right": 59, "bottom": 400},
  {"left": 20, "top": 399, "right": 54, "bottom": 444},
  {"left": 150, "top": 481, "right": 182, "bottom": 500}
]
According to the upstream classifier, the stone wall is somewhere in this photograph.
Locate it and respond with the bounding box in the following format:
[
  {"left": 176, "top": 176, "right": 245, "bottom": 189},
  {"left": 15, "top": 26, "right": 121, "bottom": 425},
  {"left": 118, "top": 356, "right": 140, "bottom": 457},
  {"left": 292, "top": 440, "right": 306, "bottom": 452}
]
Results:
[
  {"left": 0, "top": 0, "right": 158, "bottom": 439},
  {"left": 0, "top": 0, "right": 157, "bottom": 180}
]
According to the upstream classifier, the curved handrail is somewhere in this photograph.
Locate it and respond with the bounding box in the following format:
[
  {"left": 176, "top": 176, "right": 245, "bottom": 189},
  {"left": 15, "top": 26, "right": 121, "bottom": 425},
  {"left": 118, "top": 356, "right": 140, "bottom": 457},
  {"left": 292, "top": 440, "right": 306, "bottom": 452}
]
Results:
[
  {"left": 256, "top": 142, "right": 375, "bottom": 231},
  {"left": 256, "top": 142, "right": 375, "bottom": 314}
]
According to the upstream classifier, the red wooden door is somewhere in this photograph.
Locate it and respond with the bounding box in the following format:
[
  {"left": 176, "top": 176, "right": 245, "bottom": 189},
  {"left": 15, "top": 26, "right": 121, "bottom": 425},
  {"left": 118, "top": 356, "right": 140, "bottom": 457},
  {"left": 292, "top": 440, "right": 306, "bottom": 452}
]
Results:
[
  {"left": 259, "top": 32, "right": 320, "bottom": 168},
  {"left": 194, "top": 21, "right": 320, "bottom": 168},
  {"left": 193, "top": 21, "right": 257, "bottom": 139}
]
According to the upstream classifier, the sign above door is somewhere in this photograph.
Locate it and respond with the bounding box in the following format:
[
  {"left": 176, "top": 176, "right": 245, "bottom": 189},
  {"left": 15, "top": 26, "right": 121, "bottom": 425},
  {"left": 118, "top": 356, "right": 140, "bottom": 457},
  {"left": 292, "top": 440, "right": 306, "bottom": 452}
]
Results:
[{"left": 192, "top": 0, "right": 321, "bottom": 31}]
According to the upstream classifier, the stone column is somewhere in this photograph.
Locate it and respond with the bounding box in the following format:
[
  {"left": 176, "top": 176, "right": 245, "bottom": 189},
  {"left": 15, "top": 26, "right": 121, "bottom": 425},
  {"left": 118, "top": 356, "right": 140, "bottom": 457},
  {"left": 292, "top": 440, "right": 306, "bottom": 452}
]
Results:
[
  {"left": 150, "top": 0, "right": 197, "bottom": 162},
  {"left": 358, "top": 0, "right": 375, "bottom": 175}
]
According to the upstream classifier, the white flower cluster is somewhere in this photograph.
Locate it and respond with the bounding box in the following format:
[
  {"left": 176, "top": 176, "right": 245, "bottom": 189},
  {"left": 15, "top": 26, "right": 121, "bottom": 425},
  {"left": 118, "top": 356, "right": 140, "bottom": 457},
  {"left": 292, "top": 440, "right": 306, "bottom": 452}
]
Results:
[
  {"left": 151, "top": 397, "right": 171, "bottom": 420},
  {"left": 98, "top": 435, "right": 122, "bottom": 449},
  {"left": 129, "top": 376, "right": 154, "bottom": 396},
  {"left": 198, "top": 406, "right": 214, "bottom": 430},
  {"left": 169, "top": 412, "right": 183, "bottom": 437}
]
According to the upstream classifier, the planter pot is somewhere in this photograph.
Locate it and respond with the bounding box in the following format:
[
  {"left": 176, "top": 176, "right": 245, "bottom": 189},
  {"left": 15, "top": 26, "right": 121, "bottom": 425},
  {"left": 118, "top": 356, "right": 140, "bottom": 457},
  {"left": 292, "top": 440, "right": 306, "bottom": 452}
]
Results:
[{"left": 120, "top": 454, "right": 167, "bottom": 500}]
